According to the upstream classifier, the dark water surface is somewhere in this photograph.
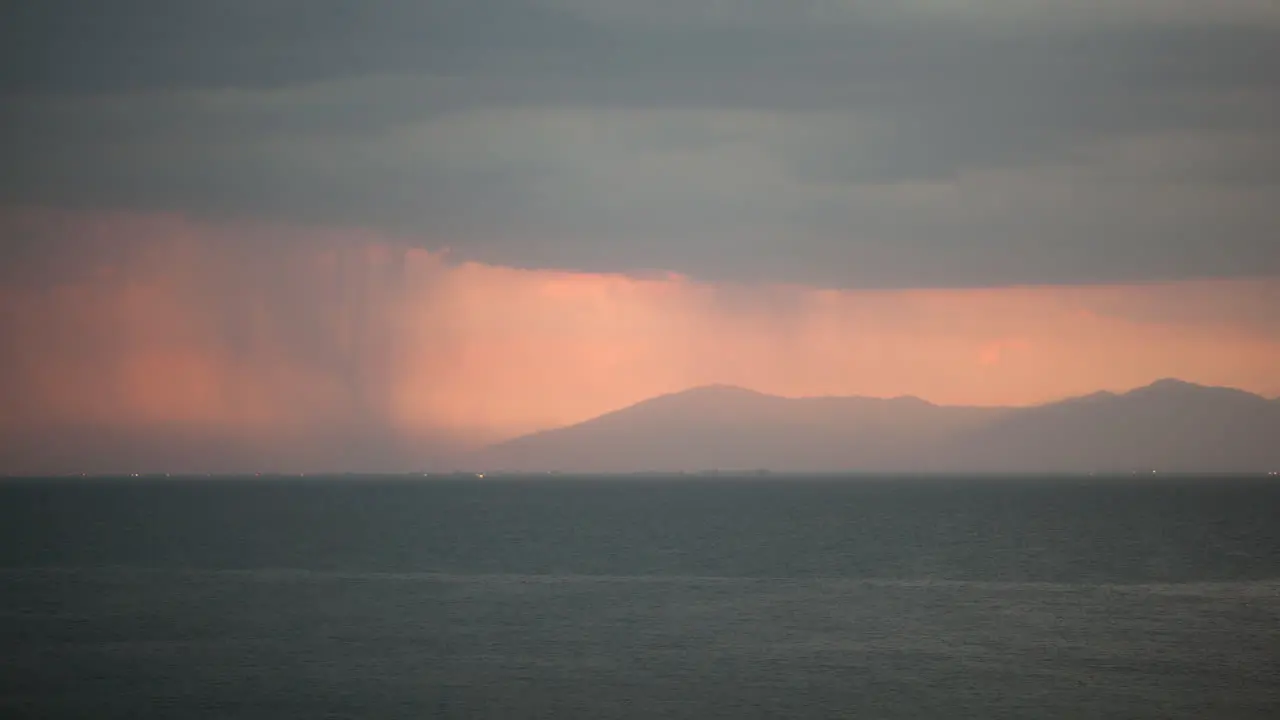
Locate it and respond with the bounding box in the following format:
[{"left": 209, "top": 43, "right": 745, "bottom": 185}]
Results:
[{"left": 2, "top": 476, "right": 1278, "bottom": 718}]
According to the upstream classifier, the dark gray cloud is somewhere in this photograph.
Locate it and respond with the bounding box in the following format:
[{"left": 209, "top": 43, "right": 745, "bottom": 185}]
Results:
[
  {"left": 2, "top": 0, "right": 1279, "bottom": 287},
  {"left": 0, "top": 0, "right": 592, "bottom": 94}
]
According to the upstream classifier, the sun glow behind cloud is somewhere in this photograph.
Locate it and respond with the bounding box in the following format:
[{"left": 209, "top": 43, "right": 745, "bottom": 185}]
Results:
[{"left": 2, "top": 207, "right": 1277, "bottom": 472}]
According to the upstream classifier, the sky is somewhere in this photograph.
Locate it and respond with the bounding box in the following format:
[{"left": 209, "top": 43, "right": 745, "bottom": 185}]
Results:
[{"left": 1, "top": 0, "right": 1278, "bottom": 472}]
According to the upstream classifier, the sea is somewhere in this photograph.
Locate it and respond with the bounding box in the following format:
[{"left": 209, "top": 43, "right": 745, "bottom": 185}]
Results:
[{"left": 1, "top": 475, "right": 1277, "bottom": 719}]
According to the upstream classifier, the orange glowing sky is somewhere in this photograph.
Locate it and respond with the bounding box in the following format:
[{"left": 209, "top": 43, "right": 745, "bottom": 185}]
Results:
[{"left": 1, "top": 207, "right": 1278, "bottom": 471}]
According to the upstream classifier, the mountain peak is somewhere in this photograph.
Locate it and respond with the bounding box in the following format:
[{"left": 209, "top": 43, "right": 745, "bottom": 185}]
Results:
[
  {"left": 642, "top": 384, "right": 774, "bottom": 406},
  {"left": 679, "top": 383, "right": 768, "bottom": 397},
  {"left": 887, "top": 394, "right": 934, "bottom": 406},
  {"left": 1144, "top": 378, "right": 1203, "bottom": 391},
  {"left": 1125, "top": 378, "right": 1263, "bottom": 401}
]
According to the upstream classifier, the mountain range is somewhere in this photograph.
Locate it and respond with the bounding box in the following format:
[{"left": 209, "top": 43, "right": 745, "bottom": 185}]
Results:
[{"left": 468, "top": 379, "right": 1280, "bottom": 474}]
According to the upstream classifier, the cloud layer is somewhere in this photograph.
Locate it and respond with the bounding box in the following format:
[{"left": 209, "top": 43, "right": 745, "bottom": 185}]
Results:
[{"left": 3, "top": 0, "right": 1278, "bottom": 286}]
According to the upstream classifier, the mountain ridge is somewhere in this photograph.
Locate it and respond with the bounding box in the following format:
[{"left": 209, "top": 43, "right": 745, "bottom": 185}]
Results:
[{"left": 469, "top": 379, "right": 1280, "bottom": 474}]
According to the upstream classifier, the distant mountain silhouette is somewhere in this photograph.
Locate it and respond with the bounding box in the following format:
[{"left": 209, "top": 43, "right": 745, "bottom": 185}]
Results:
[
  {"left": 470, "top": 380, "right": 1280, "bottom": 474},
  {"left": 933, "top": 379, "right": 1280, "bottom": 474}
]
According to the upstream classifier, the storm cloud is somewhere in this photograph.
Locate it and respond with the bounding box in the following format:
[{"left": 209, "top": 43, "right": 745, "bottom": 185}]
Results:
[{"left": 2, "top": 0, "right": 1279, "bottom": 287}]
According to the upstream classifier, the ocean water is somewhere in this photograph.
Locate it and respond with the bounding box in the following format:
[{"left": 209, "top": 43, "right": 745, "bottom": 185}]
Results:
[{"left": 1, "top": 475, "right": 1278, "bottom": 718}]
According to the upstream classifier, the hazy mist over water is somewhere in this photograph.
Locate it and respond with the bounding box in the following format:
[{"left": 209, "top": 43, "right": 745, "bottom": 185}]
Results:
[{"left": 2, "top": 476, "right": 1278, "bottom": 718}]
